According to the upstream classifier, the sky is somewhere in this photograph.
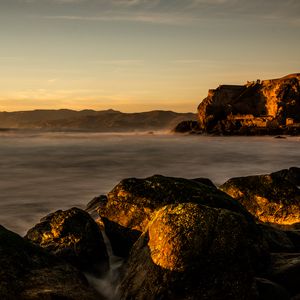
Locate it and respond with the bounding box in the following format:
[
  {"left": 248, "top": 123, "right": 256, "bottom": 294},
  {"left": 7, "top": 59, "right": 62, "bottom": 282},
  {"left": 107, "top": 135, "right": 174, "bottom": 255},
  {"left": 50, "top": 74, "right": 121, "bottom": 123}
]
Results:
[{"left": 0, "top": 0, "right": 299, "bottom": 112}]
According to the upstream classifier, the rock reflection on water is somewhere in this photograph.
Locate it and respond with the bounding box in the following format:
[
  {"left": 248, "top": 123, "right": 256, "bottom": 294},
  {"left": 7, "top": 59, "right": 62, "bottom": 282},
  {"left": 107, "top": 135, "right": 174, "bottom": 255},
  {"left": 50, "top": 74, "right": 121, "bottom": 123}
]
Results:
[{"left": 0, "top": 131, "right": 299, "bottom": 235}]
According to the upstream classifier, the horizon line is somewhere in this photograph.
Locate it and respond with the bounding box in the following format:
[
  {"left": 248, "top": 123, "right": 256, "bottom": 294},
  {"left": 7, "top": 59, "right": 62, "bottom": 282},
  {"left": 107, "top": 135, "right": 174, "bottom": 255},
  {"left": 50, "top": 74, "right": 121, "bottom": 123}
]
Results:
[{"left": 0, "top": 108, "right": 197, "bottom": 114}]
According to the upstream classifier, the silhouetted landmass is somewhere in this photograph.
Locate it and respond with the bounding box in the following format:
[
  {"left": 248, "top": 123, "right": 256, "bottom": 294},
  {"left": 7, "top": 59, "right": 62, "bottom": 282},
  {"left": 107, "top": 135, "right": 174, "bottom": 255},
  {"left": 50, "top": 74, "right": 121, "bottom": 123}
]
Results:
[{"left": 0, "top": 109, "right": 196, "bottom": 132}]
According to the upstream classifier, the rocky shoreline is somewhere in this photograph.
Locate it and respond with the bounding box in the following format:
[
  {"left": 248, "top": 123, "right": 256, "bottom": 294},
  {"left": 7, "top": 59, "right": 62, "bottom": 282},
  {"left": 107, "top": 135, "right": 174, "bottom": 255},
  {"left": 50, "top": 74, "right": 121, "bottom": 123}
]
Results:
[
  {"left": 1, "top": 167, "right": 300, "bottom": 299},
  {"left": 174, "top": 73, "right": 300, "bottom": 136}
]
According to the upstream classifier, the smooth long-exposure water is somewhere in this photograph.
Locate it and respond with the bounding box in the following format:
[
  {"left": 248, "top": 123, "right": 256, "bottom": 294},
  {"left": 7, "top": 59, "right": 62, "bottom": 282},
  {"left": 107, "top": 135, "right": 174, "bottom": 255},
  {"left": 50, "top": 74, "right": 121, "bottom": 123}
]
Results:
[{"left": 0, "top": 131, "right": 299, "bottom": 235}]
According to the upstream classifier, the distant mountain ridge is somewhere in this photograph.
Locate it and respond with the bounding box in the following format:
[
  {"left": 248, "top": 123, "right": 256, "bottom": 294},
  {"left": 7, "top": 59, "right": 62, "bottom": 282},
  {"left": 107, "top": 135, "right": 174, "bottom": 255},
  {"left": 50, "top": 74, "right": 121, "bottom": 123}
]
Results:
[{"left": 0, "top": 109, "right": 196, "bottom": 132}]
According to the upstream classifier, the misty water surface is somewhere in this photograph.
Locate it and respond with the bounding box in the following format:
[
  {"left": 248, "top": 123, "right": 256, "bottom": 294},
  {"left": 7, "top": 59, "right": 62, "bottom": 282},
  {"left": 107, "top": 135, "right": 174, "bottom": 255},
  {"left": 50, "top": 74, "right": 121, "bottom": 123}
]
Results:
[{"left": 0, "top": 131, "right": 299, "bottom": 235}]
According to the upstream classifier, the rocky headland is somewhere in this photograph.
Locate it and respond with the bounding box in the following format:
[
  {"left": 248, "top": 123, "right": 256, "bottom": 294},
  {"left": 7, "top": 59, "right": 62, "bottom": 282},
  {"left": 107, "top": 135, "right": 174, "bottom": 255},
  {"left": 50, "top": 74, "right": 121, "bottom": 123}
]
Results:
[
  {"left": 1, "top": 167, "right": 300, "bottom": 299},
  {"left": 175, "top": 73, "right": 300, "bottom": 135}
]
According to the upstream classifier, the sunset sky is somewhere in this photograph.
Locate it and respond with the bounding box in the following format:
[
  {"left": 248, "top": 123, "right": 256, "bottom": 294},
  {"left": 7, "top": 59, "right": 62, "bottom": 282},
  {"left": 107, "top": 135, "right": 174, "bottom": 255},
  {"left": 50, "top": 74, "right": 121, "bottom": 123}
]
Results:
[{"left": 0, "top": 0, "right": 299, "bottom": 112}]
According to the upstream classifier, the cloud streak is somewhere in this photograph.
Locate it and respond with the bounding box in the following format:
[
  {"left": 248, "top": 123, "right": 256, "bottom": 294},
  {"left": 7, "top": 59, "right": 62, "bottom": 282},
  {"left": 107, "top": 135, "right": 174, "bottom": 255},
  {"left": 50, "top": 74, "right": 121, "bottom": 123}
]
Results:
[
  {"left": 7, "top": 0, "right": 300, "bottom": 26},
  {"left": 90, "top": 60, "right": 144, "bottom": 66},
  {"left": 44, "top": 12, "right": 196, "bottom": 25}
]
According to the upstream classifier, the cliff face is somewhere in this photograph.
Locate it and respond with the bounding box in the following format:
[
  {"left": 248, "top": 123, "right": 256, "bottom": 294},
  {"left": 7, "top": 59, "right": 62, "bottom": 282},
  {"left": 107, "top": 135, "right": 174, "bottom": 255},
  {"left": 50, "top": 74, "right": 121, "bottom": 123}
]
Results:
[{"left": 197, "top": 73, "right": 300, "bottom": 134}]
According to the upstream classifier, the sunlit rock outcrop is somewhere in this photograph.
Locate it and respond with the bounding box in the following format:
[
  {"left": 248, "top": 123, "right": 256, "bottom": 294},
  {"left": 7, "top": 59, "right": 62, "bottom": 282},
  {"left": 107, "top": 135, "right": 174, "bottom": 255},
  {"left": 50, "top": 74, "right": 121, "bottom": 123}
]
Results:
[
  {"left": 96, "top": 175, "right": 252, "bottom": 256},
  {"left": 119, "top": 203, "right": 269, "bottom": 300},
  {"left": 220, "top": 168, "right": 300, "bottom": 225},
  {"left": 0, "top": 225, "right": 102, "bottom": 300},
  {"left": 197, "top": 73, "right": 300, "bottom": 135},
  {"left": 25, "top": 207, "right": 109, "bottom": 276}
]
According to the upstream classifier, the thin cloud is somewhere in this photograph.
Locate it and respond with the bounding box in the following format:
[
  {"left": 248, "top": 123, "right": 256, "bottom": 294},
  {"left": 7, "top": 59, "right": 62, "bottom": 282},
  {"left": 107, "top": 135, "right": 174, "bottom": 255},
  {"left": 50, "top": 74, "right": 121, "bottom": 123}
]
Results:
[
  {"left": 44, "top": 13, "right": 196, "bottom": 24},
  {"left": 173, "top": 59, "right": 217, "bottom": 64},
  {"left": 90, "top": 60, "right": 144, "bottom": 66}
]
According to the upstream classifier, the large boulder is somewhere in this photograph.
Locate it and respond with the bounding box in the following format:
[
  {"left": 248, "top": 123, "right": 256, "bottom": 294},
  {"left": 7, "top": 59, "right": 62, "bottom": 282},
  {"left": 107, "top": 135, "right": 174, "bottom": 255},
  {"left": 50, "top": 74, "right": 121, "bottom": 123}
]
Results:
[
  {"left": 220, "top": 170, "right": 300, "bottom": 225},
  {"left": 25, "top": 207, "right": 109, "bottom": 276},
  {"left": 272, "top": 167, "right": 300, "bottom": 186},
  {"left": 254, "top": 277, "right": 290, "bottom": 300},
  {"left": 286, "top": 230, "right": 300, "bottom": 251},
  {"left": 0, "top": 225, "right": 102, "bottom": 300},
  {"left": 259, "top": 224, "right": 296, "bottom": 252},
  {"left": 99, "top": 175, "right": 251, "bottom": 232},
  {"left": 267, "top": 253, "right": 300, "bottom": 296},
  {"left": 119, "top": 203, "right": 269, "bottom": 300},
  {"left": 197, "top": 73, "right": 300, "bottom": 134},
  {"left": 97, "top": 175, "right": 252, "bottom": 256}
]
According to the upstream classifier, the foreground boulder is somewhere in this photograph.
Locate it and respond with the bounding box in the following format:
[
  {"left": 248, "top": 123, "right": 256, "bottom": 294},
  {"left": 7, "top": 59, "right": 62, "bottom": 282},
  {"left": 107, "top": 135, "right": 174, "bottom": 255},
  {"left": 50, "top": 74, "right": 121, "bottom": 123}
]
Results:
[
  {"left": 25, "top": 207, "right": 109, "bottom": 275},
  {"left": 97, "top": 175, "right": 252, "bottom": 256},
  {"left": 259, "top": 224, "right": 296, "bottom": 252},
  {"left": 197, "top": 73, "right": 300, "bottom": 135},
  {"left": 0, "top": 225, "right": 102, "bottom": 300},
  {"left": 267, "top": 253, "right": 300, "bottom": 297},
  {"left": 254, "top": 277, "right": 290, "bottom": 300},
  {"left": 119, "top": 203, "right": 269, "bottom": 300},
  {"left": 220, "top": 170, "right": 300, "bottom": 225}
]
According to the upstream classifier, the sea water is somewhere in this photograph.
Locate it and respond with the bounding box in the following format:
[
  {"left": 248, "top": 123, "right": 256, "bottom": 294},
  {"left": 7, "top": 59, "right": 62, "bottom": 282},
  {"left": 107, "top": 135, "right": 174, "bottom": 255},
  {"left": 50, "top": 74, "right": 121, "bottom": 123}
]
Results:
[{"left": 0, "top": 131, "right": 299, "bottom": 235}]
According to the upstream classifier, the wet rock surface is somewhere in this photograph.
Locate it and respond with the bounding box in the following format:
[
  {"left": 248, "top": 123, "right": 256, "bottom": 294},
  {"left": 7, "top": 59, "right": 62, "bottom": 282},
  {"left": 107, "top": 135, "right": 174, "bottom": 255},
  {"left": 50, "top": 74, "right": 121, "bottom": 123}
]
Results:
[
  {"left": 96, "top": 175, "right": 252, "bottom": 259},
  {"left": 118, "top": 203, "right": 268, "bottom": 300},
  {"left": 220, "top": 170, "right": 300, "bottom": 225},
  {"left": 98, "top": 174, "right": 251, "bottom": 232},
  {"left": 25, "top": 207, "right": 109, "bottom": 276},
  {"left": 0, "top": 225, "right": 102, "bottom": 300}
]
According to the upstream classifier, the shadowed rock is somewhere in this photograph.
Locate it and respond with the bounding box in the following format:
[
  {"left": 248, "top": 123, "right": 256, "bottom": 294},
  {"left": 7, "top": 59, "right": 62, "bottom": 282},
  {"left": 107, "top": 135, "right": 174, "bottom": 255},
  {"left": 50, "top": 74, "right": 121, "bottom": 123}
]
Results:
[
  {"left": 255, "top": 277, "right": 290, "bottom": 300},
  {"left": 220, "top": 170, "right": 300, "bottom": 225},
  {"left": 173, "top": 120, "right": 200, "bottom": 133},
  {"left": 286, "top": 230, "right": 300, "bottom": 251},
  {"left": 259, "top": 224, "right": 296, "bottom": 253},
  {"left": 268, "top": 253, "right": 300, "bottom": 296},
  {"left": 102, "top": 217, "right": 141, "bottom": 258},
  {"left": 119, "top": 203, "right": 269, "bottom": 300},
  {"left": 0, "top": 225, "right": 102, "bottom": 300},
  {"left": 25, "top": 207, "right": 109, "bottom": 276},
  {"left": 272, "top": 167, "right": 300, "bottom": 186}
]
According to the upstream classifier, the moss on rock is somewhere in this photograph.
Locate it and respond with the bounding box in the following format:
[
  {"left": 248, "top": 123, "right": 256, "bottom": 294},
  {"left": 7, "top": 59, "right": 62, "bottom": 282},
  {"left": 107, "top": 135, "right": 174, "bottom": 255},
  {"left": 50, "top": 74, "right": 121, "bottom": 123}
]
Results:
[{"left": 119, "top": 203, "right": 269, "bottom": 300}]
